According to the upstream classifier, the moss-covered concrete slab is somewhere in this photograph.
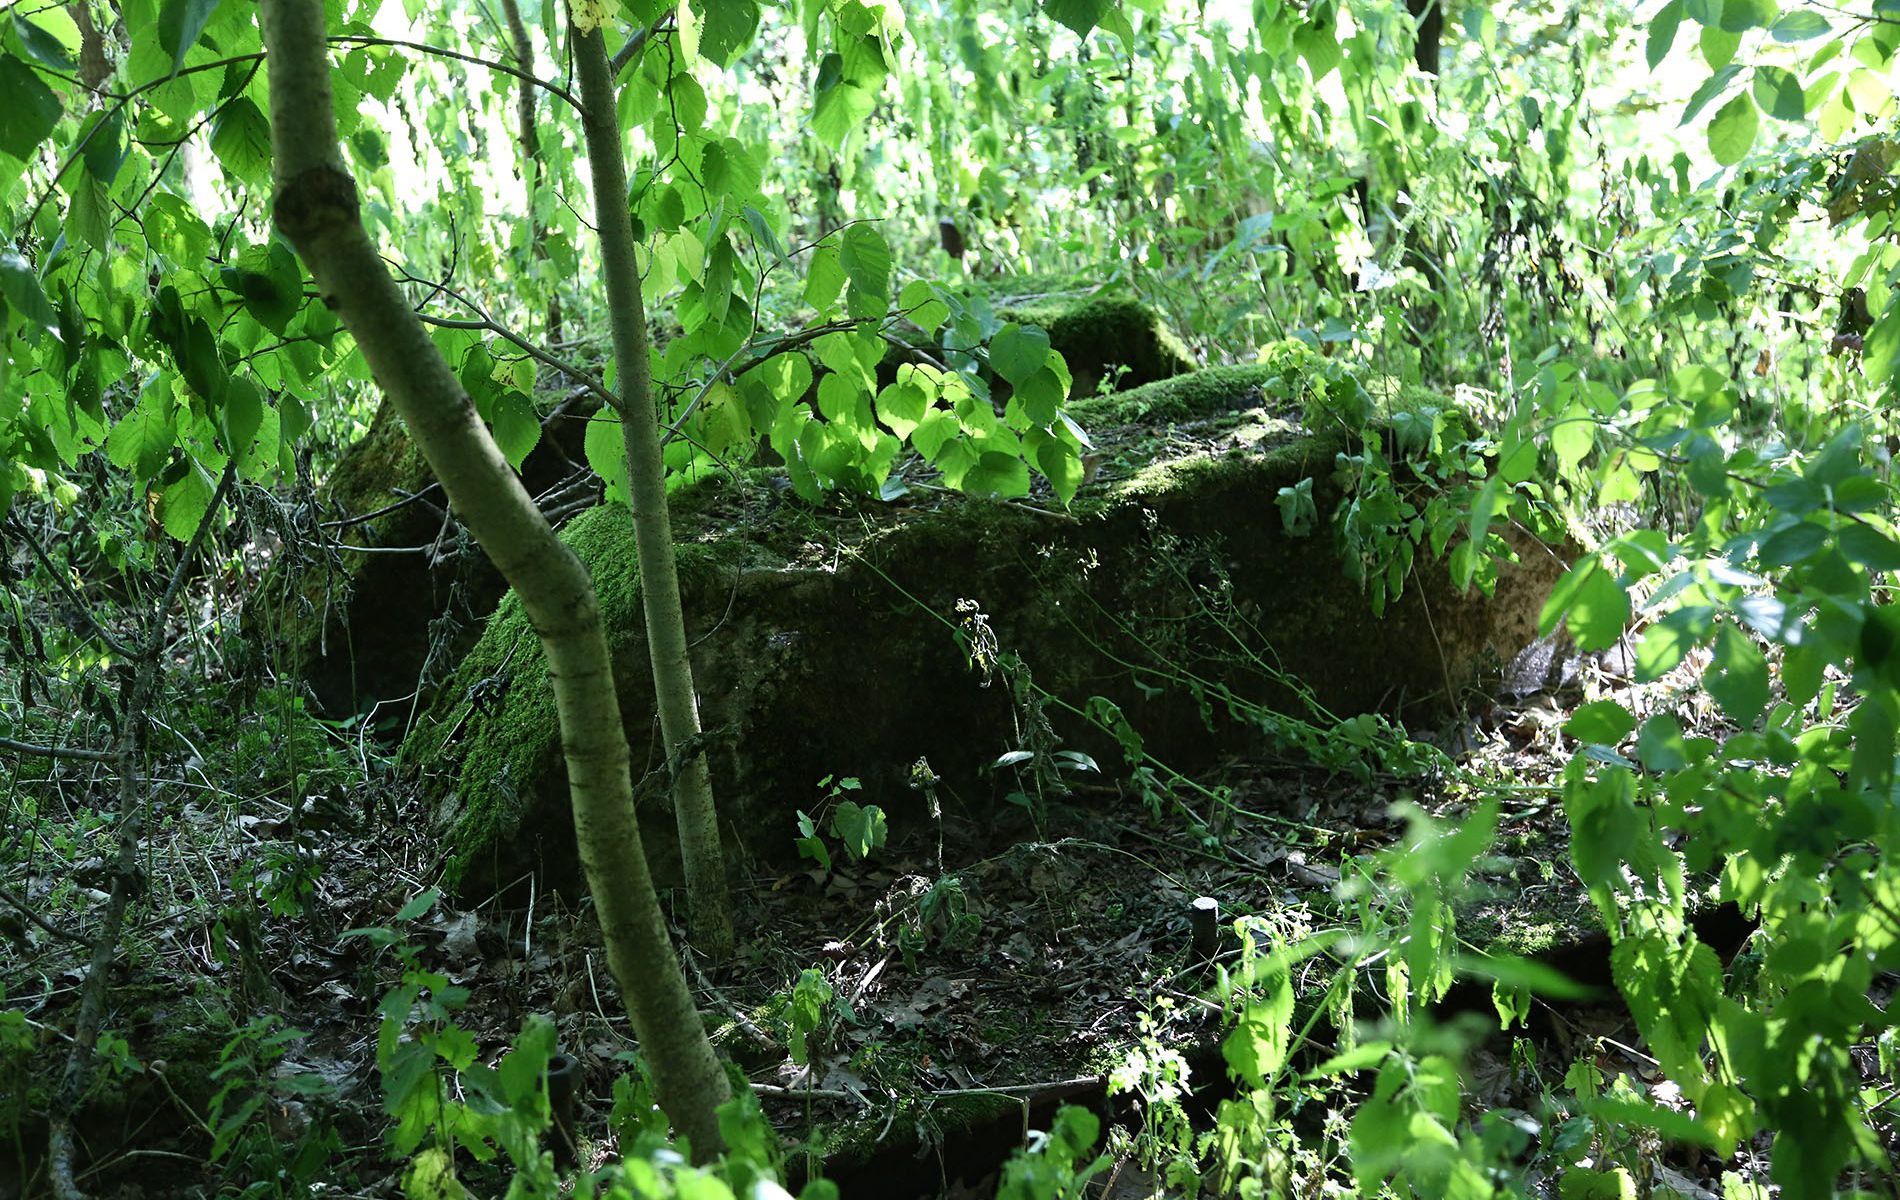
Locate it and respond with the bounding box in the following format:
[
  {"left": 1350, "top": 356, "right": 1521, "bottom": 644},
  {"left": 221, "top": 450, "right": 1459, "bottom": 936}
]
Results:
[{"left": 408, "top": 354, "right": 1567, "bottom": 898}]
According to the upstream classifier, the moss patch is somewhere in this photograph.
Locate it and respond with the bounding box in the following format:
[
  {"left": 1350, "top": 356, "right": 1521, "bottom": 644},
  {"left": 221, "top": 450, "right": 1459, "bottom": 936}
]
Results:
[{"left": 1000, "top": 291, "right": 1196, "bottom": 397}]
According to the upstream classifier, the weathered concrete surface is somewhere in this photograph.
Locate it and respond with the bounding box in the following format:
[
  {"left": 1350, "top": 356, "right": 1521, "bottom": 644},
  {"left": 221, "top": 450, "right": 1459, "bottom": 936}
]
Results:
[{"left": 407, "top": 354, "right": 1567, "bottom": 897}]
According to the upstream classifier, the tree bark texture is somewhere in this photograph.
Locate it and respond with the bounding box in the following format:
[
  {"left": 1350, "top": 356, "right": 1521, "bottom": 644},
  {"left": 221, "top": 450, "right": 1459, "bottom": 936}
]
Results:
[
  {"left": 258, "top": 0, "right": 730, "bottom": 1157},
  {"left": 571, "top": 17, "right": 735, "bottom": 961}
]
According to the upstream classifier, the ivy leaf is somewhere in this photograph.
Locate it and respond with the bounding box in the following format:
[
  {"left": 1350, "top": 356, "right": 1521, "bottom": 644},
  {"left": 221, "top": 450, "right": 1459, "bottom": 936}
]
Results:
[
  {"left": 0, "top": 251, "right": 59, "bottom": 342},
  {"left": 157, "top": 0, "right": 223, "bottom": 77},
  {"left": 0, "top": 53, "right": 62, "bottom": 162},
  {"left": 1707, "top": 92, "right": 1759, "bottom": 164}
]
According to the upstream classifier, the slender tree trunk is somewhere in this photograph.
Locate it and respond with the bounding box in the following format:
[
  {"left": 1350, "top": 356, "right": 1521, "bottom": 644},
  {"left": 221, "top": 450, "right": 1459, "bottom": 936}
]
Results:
[
  {"left": 572, "top": 16, "right": 735, "bottom": 960},
  {"left": 498, "top": 0, "right": 565, "bottom": 348},
  {"left": 257, "top": 0, "right": 730, "bottom": 1157}
]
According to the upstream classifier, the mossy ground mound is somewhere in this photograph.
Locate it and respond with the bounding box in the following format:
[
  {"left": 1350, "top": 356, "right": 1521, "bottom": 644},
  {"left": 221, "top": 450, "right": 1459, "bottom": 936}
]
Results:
[{"left": 409, "top": 362, "right": 1568, "bottom": 899}]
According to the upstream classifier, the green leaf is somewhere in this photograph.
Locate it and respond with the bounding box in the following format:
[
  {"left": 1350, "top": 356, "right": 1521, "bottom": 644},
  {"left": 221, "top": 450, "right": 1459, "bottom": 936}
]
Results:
[
  {"left": 989, "top": 322, "right": 1051, "bottom": 387},
  {"left": 161, "top": 461, "right": 215, "bottom": 541},
  {"left": 220, "top": 241, "right": 302, "bottom": 334},
  {"left": 1636, "top": 713, "right": 1691, "bottom": 771},
  {"left": 1551, "top": 403, "right": 1596, "bottom": 469},
  {"left": 13, "top": 15, "right": 76, "bottom": 72},
  {"left": 1682, "top": 64, "right": 1744, "bottom": 122},
  {"left": 839, "top": 224, "right": 890, "bottom": 321},
  {"left": 78, "top": 108, "right": 127, "bottom": 184},
  {"left": 107, "top": 384, "right": 177, "bottom": 481},
  {"left": 1565, "top": 701, "right": 1635, "bottom": 745},
  {"left": 1700, "top": 22, "right": 1742, "bottom": 67},
  {"left": 703, "top": 234, "right": 735, "bottom": 329},
  {"left": 805, "top": 242, "right": 846, "bottom": 311},
  {"left": 1035, "top": 435, "right": 1083, "bottom": 507},
  {"left": 960, "top": 451, "right": 1031, "bottom": 499},
  {"left": 811, "top": 53, "right": 877, "bottom": 149},
  {"left": 829, "top": 800, "right": 887, "bottom": 861},
  {"left": 1636, "top": 605, "right": 1716, "bottom": 681},
  {"left": 898, "top": 279, "right": 950, "bottom": 333},
  {"left": 157, "top": 0, "right": 223, "bottom": 76},
  {"left": 876, "top": 378, "right": 928, "bottom": 439},
  {"left": 1717, "top": 0, "right": 1777, "bottom": 32},
  {"left": 695, "top": 0, "right": 759, "bottom": 66},
  {"left": 1837, "top": 522, "right": 1900, "bottom": 571},
  {"left": 0, "top": 53, "right": 62, "bottom": 162},
  {"left": 210, "top": 97, "right": 272, "bottom": 187},
  {"left": 1647, "top": 0, "right": 1685, "bottom": 68},
  {"left": 1224, "top": 980, "right": 1294, "bottom": 1088},
  {"left": 1539, "top": 558, "right": 1631, "bottom": 650},
  {"left": 1708, "top": 92, "right": 1759, "bottom": 164},
  {"left": 0, "top": 251, "right": 59, "bottom": 342},
  {"left": 1043, "top": 0, "right": 1112, "bottom": 36},
  {"left": 219, "top": 376, "right": 263, "bottom": 457},
  {"left": 1293, "top": 17, "right": 1342, "bottom": 79},
  {"left": 1769, "top": 11, "right": 1830, "bottom": 40},
  {"left": 491, "top": 392, "right": 541, "bottom": 470},
  {"left": 584, "top": 407, "right": 631, "bottom": 504},
  {"left": 1751, "top": 66, "right": 1807, "bottom": 119},
  {"left": 1706, "top": 625, "right": 1769, "bottom": 726}
]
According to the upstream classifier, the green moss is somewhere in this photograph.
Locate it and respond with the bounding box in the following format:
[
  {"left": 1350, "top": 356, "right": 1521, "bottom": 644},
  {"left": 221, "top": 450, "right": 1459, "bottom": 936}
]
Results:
[
  {"left": 1002, "top": 292, "right": 1195, "bottom": 395},
  {"left": 1068, "top": 363, "right": 1277, "bottom": 426},
  {"left": 819, "top": 1091, "right": 1026, "bottom": 1175},
  {"left": 425, "top": 501, "right": 762, "bottom": 887}
]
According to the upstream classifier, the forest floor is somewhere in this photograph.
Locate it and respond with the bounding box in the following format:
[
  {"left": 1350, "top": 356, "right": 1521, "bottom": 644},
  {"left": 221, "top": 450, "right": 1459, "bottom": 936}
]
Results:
[{"left": 5, "top": 644, "right": 1786, "bottom": 1200}]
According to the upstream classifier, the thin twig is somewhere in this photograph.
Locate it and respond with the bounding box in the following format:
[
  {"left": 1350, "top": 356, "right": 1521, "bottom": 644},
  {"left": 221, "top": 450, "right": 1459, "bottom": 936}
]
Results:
[{"left": 0, "top": 736, "right": 115, "bottom": 764}]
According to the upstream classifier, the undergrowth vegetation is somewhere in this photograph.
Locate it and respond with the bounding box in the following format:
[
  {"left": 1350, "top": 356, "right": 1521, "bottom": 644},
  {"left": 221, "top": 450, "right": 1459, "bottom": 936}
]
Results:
[{"left": 3, "top": 0, "right": 1900, "bottom": 1196}]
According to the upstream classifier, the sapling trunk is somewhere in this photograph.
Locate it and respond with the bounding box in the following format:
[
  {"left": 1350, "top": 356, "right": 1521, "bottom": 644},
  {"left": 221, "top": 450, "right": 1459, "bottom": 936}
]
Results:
[
  {"left": 258, "top": 0, "right": 729, "bottom": 1157},
  {"left": 571, "top": 15, "right": 736, "bottom": 961}
]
